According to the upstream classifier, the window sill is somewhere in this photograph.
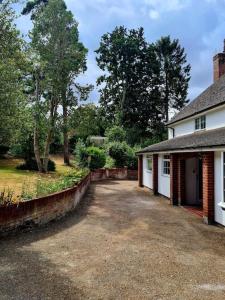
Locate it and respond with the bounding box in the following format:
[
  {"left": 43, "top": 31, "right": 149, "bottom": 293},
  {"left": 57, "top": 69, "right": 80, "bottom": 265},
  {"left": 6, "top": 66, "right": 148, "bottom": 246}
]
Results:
[
  {"left": 146, "top": 170, "right": 152, "bottom": 173},
  {"left": 162, "top": 174, "right": 170, "bottom": 178},
  {"left": 218, "top": 202, "right": 225, "bottom": 209}
]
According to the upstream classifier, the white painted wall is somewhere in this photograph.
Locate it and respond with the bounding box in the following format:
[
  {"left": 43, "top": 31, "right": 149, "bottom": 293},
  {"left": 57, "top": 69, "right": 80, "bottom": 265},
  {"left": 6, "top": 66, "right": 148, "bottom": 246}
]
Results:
[
  {"left": 169, "top": 105, "right": 225, "bottom": 139},
  {"left": 214, "top": 151, "right": 225, "bottom": 225},
  {"left": 143, "top": 155, "right": 153, "bottom": 189},
  {"left": 158, "top": 155, "right": 170, "bottom": 198}
]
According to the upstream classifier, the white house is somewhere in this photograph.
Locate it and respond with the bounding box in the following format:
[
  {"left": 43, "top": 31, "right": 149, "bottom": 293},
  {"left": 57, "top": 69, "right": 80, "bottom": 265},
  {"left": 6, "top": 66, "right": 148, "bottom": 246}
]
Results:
[{"left": 137, "top": 40, "right": 225, "bottom": 226}]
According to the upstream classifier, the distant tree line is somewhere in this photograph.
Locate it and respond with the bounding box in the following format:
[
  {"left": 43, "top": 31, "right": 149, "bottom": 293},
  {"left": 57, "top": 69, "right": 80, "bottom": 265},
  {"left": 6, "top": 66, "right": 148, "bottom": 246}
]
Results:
[{"left": 0, "top": 0, "right": 190, "bottom": 172}]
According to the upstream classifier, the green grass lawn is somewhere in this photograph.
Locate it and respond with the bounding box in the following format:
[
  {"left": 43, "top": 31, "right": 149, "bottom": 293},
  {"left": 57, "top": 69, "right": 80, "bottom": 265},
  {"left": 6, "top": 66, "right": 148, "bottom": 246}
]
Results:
[{"left": 0, "top": 156, "right": 73, "bottom": 197}]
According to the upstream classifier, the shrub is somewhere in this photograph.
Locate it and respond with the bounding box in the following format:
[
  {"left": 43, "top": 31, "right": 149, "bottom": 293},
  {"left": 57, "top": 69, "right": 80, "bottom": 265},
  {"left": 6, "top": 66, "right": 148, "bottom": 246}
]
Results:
[
  {"left": 35, "top": 169, "right": 89, "bottom": 197},
  {"left": 86, "top": 146, "right": 106, "bottom": 170},
  {"left": 107, "top": 141, "right": 129, "bottom": 168},
  {"left": 107, "top": 141, "right": 138, "bottom": 169},
  {"left": 104, "top": 156, "right": 116, "bottom": 168},
  {"left": 105, "top": 126, "right": 126, "bottom": 142},
  {"left": 17, "top": 158, "right": 56, "bottom": 172},
  {"left": 74, "top": 140, "right": 106, "bottom": 170},
  {"left": 74, "top": 139, "right": 88, "bottom": 165}
]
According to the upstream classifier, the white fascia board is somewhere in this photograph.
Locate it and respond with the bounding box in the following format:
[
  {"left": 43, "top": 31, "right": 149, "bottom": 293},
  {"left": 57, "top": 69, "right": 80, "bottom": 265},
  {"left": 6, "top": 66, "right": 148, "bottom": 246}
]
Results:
[{"left": 138, "top": 147, "right": 225, "bottom": 155}]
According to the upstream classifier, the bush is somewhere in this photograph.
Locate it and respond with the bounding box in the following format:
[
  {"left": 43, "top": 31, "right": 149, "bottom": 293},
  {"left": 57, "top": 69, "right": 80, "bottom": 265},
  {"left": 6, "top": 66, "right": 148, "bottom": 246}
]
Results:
[
  {"left": 17, "top": 158, "right": 56, "bottom": 172},
  {"left": 74, "top": 140, "right": 106, "bottom": 170},
  {"left": 104, "top": 156, "right": 116, "bottom": 168},
  {"left": 105, "top": 126, "right": 126, "bottom": 142},
  {"left": 107, "top": 141, "right": 138, "bottom": 169},
  {"left": 107, "top": 141, "right": 130, "bottom": 168},
  {"left": 74, "top": 139, "right": 87, "bottom": 165}
]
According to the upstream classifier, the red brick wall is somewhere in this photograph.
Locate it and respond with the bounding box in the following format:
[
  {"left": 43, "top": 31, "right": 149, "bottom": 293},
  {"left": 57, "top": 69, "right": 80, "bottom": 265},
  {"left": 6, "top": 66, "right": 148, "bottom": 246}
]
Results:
[
  {"left": 138, "top": 155, "right": 143, "bottom": 187},
  {"left": 213, "top": 53, "right": 225, "bottom": 82},
  {"left": 153, "top": 154, "right": 158, "bottom": 195},
  {"left": 91, "top": 168, "right": 138, "bottom": 181},
  {"left": 0, "top": 174, "right": 91, "bottom": 234},
  {"left": 202, "top": 152, "right": 214, "bottom": 224}
]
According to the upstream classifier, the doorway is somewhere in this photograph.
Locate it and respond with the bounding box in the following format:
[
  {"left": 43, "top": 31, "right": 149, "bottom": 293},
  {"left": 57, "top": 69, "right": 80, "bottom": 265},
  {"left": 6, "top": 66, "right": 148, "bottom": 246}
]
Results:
[{"left": 185, "top": 157, "right": 203, "bottom": 207}]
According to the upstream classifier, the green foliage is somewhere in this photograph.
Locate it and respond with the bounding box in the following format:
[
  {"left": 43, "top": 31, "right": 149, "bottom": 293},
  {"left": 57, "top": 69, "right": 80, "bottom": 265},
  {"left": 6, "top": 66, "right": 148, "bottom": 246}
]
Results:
[
  {"left": 35, "top": 169, "right": 88, "bottom": 198},
  {"left": 96, "top": 26, "right": 161, "bottom": 136},
  {"left": 107, "top": 141, "right": 138, "bottom": 169},
  {"left": 74, "top": 139, "right": 87, "bottom": 165},
  {"left": 154, "top": 36, "right": 191, "bottom": 122},
  {"left": 105, "top": 126, "right": 126, "bottom": 142},
  {"left": 74, "top": 141, "right": 106, "bottom": 170},
  {"left": 86, "top": 146, "right": 106, "bottom": 170},
  {"left": 17, "top": 158, "right": 56, "bottom": 172},
  {"left": 107, "top": 141, "right": 129, "bottom": 168},
  {"left": 0, "top": 1, "right": 26, "bottom": 146},
  {"left": 104, "top": 156, "right": 116, "bottom": 168}
]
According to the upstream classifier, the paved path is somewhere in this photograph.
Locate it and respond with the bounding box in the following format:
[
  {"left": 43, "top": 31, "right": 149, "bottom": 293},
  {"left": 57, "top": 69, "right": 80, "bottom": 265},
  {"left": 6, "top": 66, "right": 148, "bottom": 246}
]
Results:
[{"left": 1, "top": 180, "right": 225, "bottom": 299}]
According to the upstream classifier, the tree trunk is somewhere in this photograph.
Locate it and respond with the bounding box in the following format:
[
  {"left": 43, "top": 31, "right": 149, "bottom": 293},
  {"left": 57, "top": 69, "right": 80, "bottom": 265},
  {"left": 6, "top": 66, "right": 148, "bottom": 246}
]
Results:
[
  {"left": 62, "top": 97, "right": 70, "bottom": 165},
  {"left": 34, "top": 126, "right": 43, "bottom": 172},
  {"left": 42, "top": 97, "right": 58, "bottom": 173},
  {"left": 34, "top": 72, "right": 43, "bottom": 172}
]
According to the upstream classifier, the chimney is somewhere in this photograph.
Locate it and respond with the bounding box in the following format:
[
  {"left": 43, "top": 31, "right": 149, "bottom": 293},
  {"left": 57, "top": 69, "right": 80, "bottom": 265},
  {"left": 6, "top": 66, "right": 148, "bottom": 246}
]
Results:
[{"left": 213, "top": 39, "right": 225, "bottom": 82}]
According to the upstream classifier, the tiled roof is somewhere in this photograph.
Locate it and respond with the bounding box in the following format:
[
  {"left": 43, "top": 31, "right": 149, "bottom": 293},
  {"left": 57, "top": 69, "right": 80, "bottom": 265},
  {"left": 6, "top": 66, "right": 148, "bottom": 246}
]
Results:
[
  {"left": 137, "top": 126, "right": 225, "bottom": 154},
  {"left": 167, "top": 74, "right": 225, "bottom": 125}
]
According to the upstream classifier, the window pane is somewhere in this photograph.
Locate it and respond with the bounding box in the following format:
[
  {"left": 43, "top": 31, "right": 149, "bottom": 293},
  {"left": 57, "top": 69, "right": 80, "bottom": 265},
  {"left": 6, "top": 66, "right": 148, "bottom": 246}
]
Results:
[
  {"left": 201, "top": 115, "right": 206, "bottom": 129},
  {"left": 195, "top": 118, "right": 200, "bottom": 130}
]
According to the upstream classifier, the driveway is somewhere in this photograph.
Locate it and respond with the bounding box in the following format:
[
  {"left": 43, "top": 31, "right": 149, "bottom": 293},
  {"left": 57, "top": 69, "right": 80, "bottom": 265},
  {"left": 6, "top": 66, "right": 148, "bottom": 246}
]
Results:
[{"left": 1, "top": 180, "right": 225, "bottom": 299}]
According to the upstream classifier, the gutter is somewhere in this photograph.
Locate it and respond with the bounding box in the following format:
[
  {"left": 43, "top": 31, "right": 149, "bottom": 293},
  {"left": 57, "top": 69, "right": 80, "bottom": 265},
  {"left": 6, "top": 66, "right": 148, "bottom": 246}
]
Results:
[{"left": 136, "top": 145, "right": 225, "bottom": 155}]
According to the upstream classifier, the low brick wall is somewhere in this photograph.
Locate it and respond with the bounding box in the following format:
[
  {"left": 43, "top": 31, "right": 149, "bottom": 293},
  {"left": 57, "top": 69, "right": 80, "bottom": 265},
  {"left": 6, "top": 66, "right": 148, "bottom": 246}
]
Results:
[
  {"left": 0, "top": 174, "right": 91, "bottom": 234},
  {"left": 91, "top": 168, "right": 138, "bottom": 181},
  {"left": 0, "top": 168, "right": 138, "bottom": 234}
]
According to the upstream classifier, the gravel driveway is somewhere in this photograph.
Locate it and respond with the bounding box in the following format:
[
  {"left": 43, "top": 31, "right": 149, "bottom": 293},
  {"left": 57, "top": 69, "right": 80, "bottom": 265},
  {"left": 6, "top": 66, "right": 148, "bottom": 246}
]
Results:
[{"left": 1, "top": 180, "right": 225, "bottom": 299}]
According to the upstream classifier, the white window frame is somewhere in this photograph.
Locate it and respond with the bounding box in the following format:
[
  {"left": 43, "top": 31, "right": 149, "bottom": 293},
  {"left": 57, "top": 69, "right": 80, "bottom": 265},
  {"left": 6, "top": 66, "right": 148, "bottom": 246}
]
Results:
[
  {"left": 195, "top": 115, "right": 206, "bottom": 131},
  {"left": 162, "top": 155, "right": 170, "bottom": 176},
  {"left": 223, "top": 152, "right": 225, "bottom": 203},
  {"left": 146, "top": 155, "right": 153, "bottom": 173},
  {"left": 218, "top": 152, "right": 225, "bottom": 208}
]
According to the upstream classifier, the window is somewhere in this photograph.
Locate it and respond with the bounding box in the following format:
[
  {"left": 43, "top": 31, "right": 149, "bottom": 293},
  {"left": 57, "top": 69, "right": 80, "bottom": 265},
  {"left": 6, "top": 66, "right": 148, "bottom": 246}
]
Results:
[
  {"left": 162, "top": 155, "right": 170, "bottom": 175},
  {"left": 195, "top": 115, "right": 206, "bottom": 130},
  {"left": 146, "top": 155, "right": 152, "bottom": 172}
]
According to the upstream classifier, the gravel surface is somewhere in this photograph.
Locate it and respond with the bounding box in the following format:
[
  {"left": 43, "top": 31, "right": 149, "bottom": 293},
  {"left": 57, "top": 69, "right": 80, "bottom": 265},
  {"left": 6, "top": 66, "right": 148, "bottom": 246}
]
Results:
[{"left": 1, "top": 180, "right": 225, "bottom": 299}]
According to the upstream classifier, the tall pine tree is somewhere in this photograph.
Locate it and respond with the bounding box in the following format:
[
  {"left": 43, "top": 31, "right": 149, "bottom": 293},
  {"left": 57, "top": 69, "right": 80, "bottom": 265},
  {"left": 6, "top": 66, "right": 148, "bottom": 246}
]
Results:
[{"left": 154, "top": 36, "right": 191, "bottom": 123}]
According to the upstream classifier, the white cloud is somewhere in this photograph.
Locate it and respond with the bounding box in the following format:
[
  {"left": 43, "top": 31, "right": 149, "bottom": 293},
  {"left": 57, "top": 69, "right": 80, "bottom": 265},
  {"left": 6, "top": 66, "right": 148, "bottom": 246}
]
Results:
[
  {"left": 144, "top": 0, "right": 190, "bottom": 19},
  {"left": 149, "top": 9, "right": 159, "bottom": 19}
]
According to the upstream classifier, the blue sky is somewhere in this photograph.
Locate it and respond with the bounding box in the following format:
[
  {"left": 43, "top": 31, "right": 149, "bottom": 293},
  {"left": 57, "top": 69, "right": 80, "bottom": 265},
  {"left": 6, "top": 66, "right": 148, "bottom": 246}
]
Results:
[{"left": 15, "top": 0, "right": 225, "bottom": 103}]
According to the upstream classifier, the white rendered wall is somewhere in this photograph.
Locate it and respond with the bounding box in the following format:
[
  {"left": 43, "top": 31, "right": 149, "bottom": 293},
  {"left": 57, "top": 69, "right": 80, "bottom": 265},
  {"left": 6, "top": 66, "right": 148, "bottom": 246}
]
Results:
[
  {"left": 158, "top": 155, "right": 170, "bottom": 198},
  {"left": 143, "top": 155, "right": 153, "bottom": 189},
  {"left": 214, "top": 151, "right": 225, "bottom": 226},
  {"left": 169, "top": 106, "right": 225, "bottom": 138}
]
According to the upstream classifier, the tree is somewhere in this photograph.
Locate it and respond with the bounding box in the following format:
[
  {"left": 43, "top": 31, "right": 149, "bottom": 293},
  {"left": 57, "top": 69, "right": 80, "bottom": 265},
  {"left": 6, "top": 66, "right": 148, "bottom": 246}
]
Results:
[
  {"left": 154, "top": 36, "right": 191, "bottom": 123},
  {"left": 22, "top": 0, "right": 48, "bottom": 19},
  {"left": 70, "top": 104, "right": 102, "bottom": 140},
  {"left": 27, "top": 0, "right": 90, "bottom": 166},
  {"left": 0, "top": 0, "right": 26, "bottom": 147},
  {"left": 96, "top": 26, "right": 161, "bottom": 139}
]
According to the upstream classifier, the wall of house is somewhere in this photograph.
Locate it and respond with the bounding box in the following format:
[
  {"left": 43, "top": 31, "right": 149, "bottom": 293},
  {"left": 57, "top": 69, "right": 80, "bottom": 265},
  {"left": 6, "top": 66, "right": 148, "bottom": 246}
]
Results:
[
  {"left": 158, "top": 155, "right": 170, "bottom": 198},
  {"left": 168, "top": 105, "right": 225, "bottom": 139},
  {"left": 143, "top": 155, "right": 153, "bottom": 189},
  {"left": 214, "top": 151, "right": 225, "bottom": 226}
]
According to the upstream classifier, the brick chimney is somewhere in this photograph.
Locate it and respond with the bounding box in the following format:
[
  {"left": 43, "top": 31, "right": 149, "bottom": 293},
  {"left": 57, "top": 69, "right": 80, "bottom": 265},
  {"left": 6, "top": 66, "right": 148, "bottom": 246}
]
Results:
[{"left": 213, "top": 39, "right": 225, "bottom": 82}]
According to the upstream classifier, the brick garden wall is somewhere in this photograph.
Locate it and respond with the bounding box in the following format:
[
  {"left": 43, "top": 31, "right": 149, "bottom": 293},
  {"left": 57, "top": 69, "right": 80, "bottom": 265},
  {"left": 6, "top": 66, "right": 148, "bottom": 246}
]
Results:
[{"left": 0, "top": 168, "right": 137, "bottom": 234}]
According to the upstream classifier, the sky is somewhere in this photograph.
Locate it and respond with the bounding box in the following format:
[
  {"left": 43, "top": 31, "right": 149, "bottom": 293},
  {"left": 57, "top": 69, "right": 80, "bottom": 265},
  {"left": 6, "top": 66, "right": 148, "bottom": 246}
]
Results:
[{"left": 15, "top": 0, "right": 225, "bottom": 103}]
